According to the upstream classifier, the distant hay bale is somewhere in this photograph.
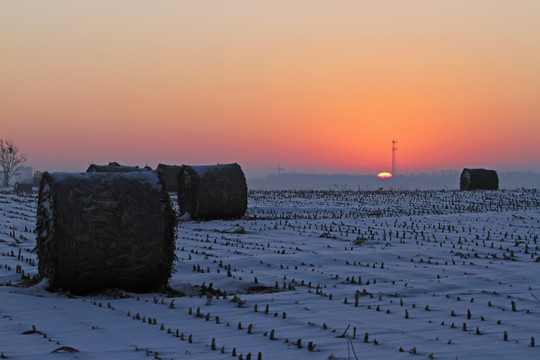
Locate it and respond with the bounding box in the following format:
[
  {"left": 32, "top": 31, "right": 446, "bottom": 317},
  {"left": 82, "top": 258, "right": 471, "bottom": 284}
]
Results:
[
  {"left": 36, "top": 171, "right": 176, "bottom": 294},
  {"left": 86, "top": 162, "right": 150, "bottom": 173},
  {"left": 156, "top": 164, "right": 181, "bottom": 192},
  {"left": 460, "top": 168, "right": 499, "bottom": 190},
  {"left": 178, "top": 163, "right": 247, "bottom": 220},
  {"left": 14, "top": 182, "right": 33, "bottom": 194}
]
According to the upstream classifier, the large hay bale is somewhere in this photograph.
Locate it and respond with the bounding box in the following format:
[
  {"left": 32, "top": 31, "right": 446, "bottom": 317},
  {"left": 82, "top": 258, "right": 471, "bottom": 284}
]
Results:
[
  {"left": 156, "top": 164, "right": 181, "bottom": 192},
  {"left": 14, "top": 182, "right": 33, "bottom": 194},
  {"left": 460, "top": 168, "right": 499, "bottom": 190},
  {"left": 36, "top": 171, "right": 176, "bottom": 294},
  {"left": 178, "top": 163, "right": 247, "bottom": 220},
  {"left": 86, "top": 162, "right": 150, "bottom": 173}
]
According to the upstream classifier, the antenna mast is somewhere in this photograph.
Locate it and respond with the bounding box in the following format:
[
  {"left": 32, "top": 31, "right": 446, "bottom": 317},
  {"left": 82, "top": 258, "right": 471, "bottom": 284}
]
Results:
[
  {"left": 263, "top": 164, "right": 285, "bottom": 176},
  {"left": 392, "top": 140, "right": 398, "bottom": 175}
]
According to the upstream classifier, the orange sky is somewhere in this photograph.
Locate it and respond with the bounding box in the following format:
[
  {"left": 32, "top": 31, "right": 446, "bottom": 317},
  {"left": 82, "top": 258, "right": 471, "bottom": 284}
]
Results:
[{"left": 1, "top": 1, "right": 539, "bottom": 177}]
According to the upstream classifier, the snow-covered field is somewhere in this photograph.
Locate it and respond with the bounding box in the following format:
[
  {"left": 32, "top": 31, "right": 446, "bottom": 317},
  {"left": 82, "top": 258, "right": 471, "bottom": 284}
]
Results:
[{"left": 1, "top": 189, "right": 539, "bottom": 359}]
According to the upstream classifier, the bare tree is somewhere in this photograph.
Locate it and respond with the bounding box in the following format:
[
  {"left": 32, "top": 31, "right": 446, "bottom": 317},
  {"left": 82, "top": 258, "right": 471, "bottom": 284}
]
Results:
[{"left": 0, "top": 139, "right": 27, "bottom": 187}]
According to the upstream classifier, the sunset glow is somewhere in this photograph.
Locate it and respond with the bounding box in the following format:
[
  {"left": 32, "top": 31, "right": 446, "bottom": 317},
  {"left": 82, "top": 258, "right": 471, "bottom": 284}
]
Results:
[
  {"left": 377, "top": 172, "right": 393, "bottom": 179},
  {"left": 1, "top": 1, "right": 539, "bottom": 176}
]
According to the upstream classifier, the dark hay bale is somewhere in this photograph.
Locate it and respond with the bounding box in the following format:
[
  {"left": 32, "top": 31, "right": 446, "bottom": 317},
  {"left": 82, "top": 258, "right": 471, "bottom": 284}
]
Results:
[
  {"left": 178, "top": 163, "right": 247, "bottom": 220},
  {"left": 36, "top": 171, "right": 176, "bottom": 294},
  {"left": 86, "top": 162, "right": 151, "bottom": 173},
  {"left": 156, "top": 164, "right": 181, "bottom": 193},
  {"left": 460, "top": 168, "right": 499, "bottom": 190},
  {"left": 14, "top": 182, "right": 33, "bottom": 194}
]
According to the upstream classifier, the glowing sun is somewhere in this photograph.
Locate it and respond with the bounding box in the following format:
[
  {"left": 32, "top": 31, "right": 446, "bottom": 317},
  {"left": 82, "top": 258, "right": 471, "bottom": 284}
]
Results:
[{"left": 377, "top": 172, "right": 393, "bottom": 179}]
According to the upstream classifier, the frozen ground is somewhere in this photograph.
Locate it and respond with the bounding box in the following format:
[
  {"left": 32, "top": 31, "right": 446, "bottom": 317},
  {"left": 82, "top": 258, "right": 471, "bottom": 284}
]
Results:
[{"left": 0, "top": 189, "right": 539, "bottom": 359}]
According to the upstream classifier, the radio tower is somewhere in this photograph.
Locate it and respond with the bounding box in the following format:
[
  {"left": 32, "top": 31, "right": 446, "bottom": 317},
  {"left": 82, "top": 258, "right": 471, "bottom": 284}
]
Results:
[{"left": 391, "top": 140, "right": 398, "bottom": 175}]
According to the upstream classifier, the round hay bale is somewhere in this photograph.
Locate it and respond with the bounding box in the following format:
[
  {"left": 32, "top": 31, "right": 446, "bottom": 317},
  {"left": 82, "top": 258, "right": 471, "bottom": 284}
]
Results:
[
  {"left": 156, "top": 164, "right": 181, "bottom": 193},
  {"left": 14, "top": 182, "right": 33, "bottom": 194},
  {"left": 178, "top": 163, "right": 247, "bottom": 220},
  {"left": 86, "top": 162, "right": 150, "bottom": 173},
  {"left": 36, "top": 171, "right": 176, "bottom": 294},
  {"left": 460, "top": 168, "right": 499, "bottom": 190}
]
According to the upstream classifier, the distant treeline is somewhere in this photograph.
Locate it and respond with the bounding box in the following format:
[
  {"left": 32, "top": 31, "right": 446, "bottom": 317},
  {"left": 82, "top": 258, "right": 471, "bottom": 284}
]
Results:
[{"left": 248, "top": 171, "right": 540, "bottom": 190}]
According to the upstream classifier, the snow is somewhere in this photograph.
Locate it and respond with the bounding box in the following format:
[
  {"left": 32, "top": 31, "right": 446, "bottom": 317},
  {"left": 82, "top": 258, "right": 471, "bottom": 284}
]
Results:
[
  {"left": 49, "top": 172, "right": 162, "bottom": 191},
  {"left": 0, "top": 189, "right": 539, "bottom": 359},
  {"left": 191, "top": 164, "right": 236, "bottom": 176}
]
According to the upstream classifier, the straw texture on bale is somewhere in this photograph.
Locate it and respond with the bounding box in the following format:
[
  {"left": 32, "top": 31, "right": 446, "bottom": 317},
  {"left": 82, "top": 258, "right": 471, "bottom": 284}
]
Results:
[
  {"left": 178, "top": 163, "right": 247, "bottom": 220},
  {"left": 36, "top": 171, "right": 176, "bottom": 294},
  {"left": 86, "top": 162, "right": 150, "bottom": 173},
  {"left": 156, "top": 164, "right": 181, "bottom": 192},
  {"left": 460, "top": 168, "right": 499, "bottom": 190}
]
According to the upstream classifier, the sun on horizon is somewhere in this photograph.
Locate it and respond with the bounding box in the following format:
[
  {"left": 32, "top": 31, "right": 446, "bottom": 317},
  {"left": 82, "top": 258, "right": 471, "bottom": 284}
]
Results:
[{"left": 377, "top": 172, "right": 393, "bottom": 179}]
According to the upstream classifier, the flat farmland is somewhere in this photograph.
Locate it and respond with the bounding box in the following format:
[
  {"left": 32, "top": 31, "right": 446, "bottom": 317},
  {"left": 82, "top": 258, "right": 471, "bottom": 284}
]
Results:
[{"left": 0, "top": 189, "right": 539, "bottom": 359}]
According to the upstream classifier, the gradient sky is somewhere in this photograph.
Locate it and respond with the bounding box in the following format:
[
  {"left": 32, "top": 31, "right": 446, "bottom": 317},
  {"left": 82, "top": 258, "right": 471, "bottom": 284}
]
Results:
[{"left": 2, "top": 1, "right": 539, "bottom": 177}]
